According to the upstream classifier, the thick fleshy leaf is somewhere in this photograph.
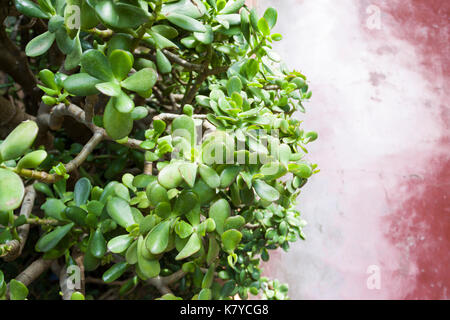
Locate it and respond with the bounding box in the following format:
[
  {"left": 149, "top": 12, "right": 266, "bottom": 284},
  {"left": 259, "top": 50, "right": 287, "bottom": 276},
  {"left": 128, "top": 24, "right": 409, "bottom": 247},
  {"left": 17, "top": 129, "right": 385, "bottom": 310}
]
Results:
[
  {"left": 33, "top": 182, "right": 54, "bottom": 198},
  {"left": 259, "top": 162, "right": 287, "bottom": 181},
  {"left": 95, "top": 82, "right": 121, "bottom": 97},
  {"left": 70, "top": 292, "right": 85, "bottom": 300},
  {"left": 9, "top": 279, "right": 28, "bottom": 300},
  {"left": 95, "top": 1, "right": 150, "bottom": 29},
  {"left": 81, "top": 49, "right": 114, "bottom": 82},
  {"left": 192, "top": 179, "right": 216, "bottom": 206},
  {"left": 257, "top": 18, "right": 270, "bottom": 36},
  {"left": 102, "top": 262, "right": 128, "bottom": 283},
  {"left": 0, "top": 169, "right": 24, "bottom": 211},
  {"left": 64, "top": 206, "right": 87, "bottom": 226},
  {"left": 193, "top": 25, "right": 213, "bottom": 44},
  {"left": 166, "top": 13, "right": 206, "bottom": 33},
  {"left": 158, "top": 163, "right": 183, "bottom": 189},
  {"left": 178, "top": 162, "right": 197, "bottom": 188},
  {"left": 38, "top": 69, "right": 57, "bottom": 90},
  {"left": 175, "top": 232, "right": 201, "bottom": 260},
  {"left": 112, "top": 90, "right": 134, "bottom": 113},
  {"left": 16, "top": 150, "right": 47, "bottom": 170},
  {"left": 151, "top": 25, "right": 179, "bottom": 39},
  {"left": 109, "top": 49, "right": 133, "bottom": 81},
  {"left": 63, "top": 73, "right": 101, "bottom": 96},
  {"left": 219, "top": 165, "right": 241, "bottom": 188},
  {"left": 224, "top": 215, "right": 245, "bottom": 231},
  {"left": 221, "top": 229, "right": 242, "bottom": 252},
  {"left": 175, "top": 220, "right": 193, "bottom": 239},
  {"left": 41, "top": 198, "right": 65, "bottom": 220},
  {"left": 288, "top": 163, "right": 313, "bottom": 178},
  {"left": 206, "top": 237, "right": 220, "bottom": 266},
  {"left": 198, "top": 288, "right": 211, "bottom": 300},
  {"left": 202, "top": 263, "right": 215, "bottom": 289},
  {"left": 15, "top": 0, "right": 51, "bottom": 18},
  {"left": 148, "top": 30, "right": 178, "bottom": 49},
  {"left": 74, "top": 177, "right": 92, "bottom": 206},
  {"left": 198, "top": 164, "right": 220, "bottom": 189},
  {"left": 54, "top": 28, "right": 74, "bottom": 55},
  {"left": 137, "top": 236, "right": 160, "bottom": 278},
  {"left": 121, "top": 68, "right": 157, "bottom": 92},
  {"left": 145, "top": 220, "right": 171, "bottom": 254},
  {"left": 173, "top": 190, "right": 198, "bottom": 216},
  {"left": 83, "top": 250, "right": 100, "bottom": 272},
  {"left": 208, "top": 199, "right": 230, "bottom": 235},
  {"left": 103, "top": 99, "right": 133, "bottom": 140},
  {"left": 131, "top": 106, "right": 149, "bottom": 120},
  {"left": 253, "top": 179, "right": 280, "bottom": 202},
  {"left": 172, "top": 115, "right": 195, "bottom": 146},
  {"left": 106, "top": 197, "right": 135, "bottom": 228},
  {"left": 226, "top": 76, "right": 242, "bottom": 96},
  {"left": 155, "top": 202, "right": 171, "bottom": 220},
  {"left": 89, "top": 228, "right": 107, "bottom": 258},
  {"left": 155, "top": 49, "right": 172, "bottom": 74},
  {"left": 35, "top": 223, "right": 74, "bottom": 252},
  {"left": 107, "top": 234, "right": 134, "bottom": 254},
  {"left": 0, "top": 120, "right": 38, "bottom": 161},
  {"left": 125, "top": 240, "right": 138, "bottom": 264},
  {"left": 146, "top": 182, "right": 169, "bottom": 206},
  {"left": 161, "top": 0, "right": 207, "bottom": 18},
  {"left": 220, "top": 0, "right": 245, "bottom": 14},
  {"left": 263, "top": 7, "right": 278, "bottom": 29},
  {"left": 25, "top": 31, "right": 55, "bottom": 57}
]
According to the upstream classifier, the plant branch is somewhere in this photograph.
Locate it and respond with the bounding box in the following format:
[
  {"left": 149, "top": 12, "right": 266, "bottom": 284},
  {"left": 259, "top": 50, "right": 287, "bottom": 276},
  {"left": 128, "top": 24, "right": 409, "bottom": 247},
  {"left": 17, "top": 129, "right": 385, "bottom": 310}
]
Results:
[{"left": 14, "top": 258, "right": 53, "bottom": 287}]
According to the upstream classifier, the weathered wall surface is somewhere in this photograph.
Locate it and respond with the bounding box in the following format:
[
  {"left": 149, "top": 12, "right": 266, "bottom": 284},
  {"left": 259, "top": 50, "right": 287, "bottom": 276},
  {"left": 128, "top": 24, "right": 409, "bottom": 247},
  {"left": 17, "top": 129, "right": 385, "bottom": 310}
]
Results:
[{"left": 252, "top": 0, "right": 449, "bottom": 299}]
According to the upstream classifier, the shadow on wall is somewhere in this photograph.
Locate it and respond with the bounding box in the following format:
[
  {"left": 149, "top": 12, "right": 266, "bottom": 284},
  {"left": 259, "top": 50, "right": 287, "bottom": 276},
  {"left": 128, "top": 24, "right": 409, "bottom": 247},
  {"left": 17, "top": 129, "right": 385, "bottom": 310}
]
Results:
[{"left": 250, "top": 0, "right": 449, "bottom": 299}]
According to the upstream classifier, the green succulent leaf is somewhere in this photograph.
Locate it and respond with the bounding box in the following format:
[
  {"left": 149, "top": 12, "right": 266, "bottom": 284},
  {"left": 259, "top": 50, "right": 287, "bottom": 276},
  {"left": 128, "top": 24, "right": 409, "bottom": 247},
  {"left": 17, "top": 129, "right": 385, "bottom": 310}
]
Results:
[
  {"left": 145, "top": 220, "right": 171, "bottom": 254},
  {"left": 0, "top": 169, "right": 24, "bottom": 211},
  {"left": 253, "top": 179, "right": 280, "bottom": 202},
  {"left": 9, "top": 279, "right": 28, "bottom": 300},
  {"left": 89, "top": 228, "right": 107, "bottom": 258},
  {"left": 175, "top": 232, "right": 202, "bottom": 260},
  {"left": 94, "top": 1, "right": 150, "bottom": 29},
  {"left": 166, "top": 13, "right": 206, "bottom": 33},
  {"left": 102, "top": 262, "right": 129, "bottom": 283},
  {"left": 63, "top": 72, "right": 101, "bottom": 96},
  {"left": 35, "top": 223, "right": 74, "bottom": 252},
  {"left": 81, "top": 49, "right": 115, "bottom": 82},
  {"left": 208, "top": 199, "right": 230, "bottom": 235},
  {"left": 74, "top": 177, "right": 92, "bottom": 206},
  {"left": 103, "top": 98, "right": 133, "bottom": 140},
  {"left": 106, "top": 197, "right": 136, "bottom": 229},
  {"left": 64, "top": 206, "right": 88, "bottom": 226},
  {"left": 121, "top": 68, "right": 157, "bottom": 92},
  {"left": 15, "top": 0, "right": 52, "bottom": 18},
  {"left": 95, "top": 82, "right": 122, "bottom": 97},
  {"left": 221, "top": 229, "right": 242, "bottom": 253},
  {"left": 109, "top": 49, "right": 134, "bottom": 81},
  {"left": 0, "top": 120, "right": 38, "bottom": 161},
  {"left": 158, "top": 163, "right": 183, "bottom": 189},
  {"left": 25, "top": 31, "right": 55, "bottom": 57}
]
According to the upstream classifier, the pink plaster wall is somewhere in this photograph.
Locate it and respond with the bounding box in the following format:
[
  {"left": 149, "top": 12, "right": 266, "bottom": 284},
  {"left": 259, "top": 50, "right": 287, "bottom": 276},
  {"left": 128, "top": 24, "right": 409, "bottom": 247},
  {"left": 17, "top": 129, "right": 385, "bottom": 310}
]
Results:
[{"left": 253, "top": 0, "right": 449, "bottom": 299}]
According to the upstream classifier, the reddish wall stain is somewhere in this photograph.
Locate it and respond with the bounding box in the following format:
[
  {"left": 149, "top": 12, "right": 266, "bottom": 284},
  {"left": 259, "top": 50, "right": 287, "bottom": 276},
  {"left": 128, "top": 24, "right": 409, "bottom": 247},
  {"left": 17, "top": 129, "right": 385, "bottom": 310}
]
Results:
[
  {"left": 359, "top": 0, "right": 450, "bottom": 300},
  {"left": 255, "top": 0, "right": 449, "bottom": 299}
]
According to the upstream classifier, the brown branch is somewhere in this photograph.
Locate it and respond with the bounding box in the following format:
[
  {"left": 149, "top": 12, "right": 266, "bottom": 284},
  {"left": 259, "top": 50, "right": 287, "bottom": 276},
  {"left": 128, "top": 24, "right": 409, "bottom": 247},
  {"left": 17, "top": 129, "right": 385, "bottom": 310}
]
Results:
[
  {"left": 0, "top": 7, "right": 38, "bottom": 114},
  {"left": 146, "top": 269, "right": 187, "bottom": 295},
  {"left": 14, "top": 258, "right": 53, "bottom": 287}
]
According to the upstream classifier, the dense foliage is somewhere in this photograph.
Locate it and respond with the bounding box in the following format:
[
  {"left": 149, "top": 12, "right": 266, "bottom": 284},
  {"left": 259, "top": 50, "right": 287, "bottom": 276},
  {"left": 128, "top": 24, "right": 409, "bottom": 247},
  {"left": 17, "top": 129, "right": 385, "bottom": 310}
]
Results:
[{"left": 0, "top": 0, "right": 317, "bottom": 300}]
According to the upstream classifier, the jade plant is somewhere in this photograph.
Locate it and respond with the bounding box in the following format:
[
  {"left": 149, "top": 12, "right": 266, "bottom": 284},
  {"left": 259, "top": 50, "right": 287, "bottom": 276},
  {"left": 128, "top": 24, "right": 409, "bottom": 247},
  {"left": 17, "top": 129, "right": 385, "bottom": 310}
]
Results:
[{"left": 0, "top": 0, "right": 317, "bottom": 300}]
